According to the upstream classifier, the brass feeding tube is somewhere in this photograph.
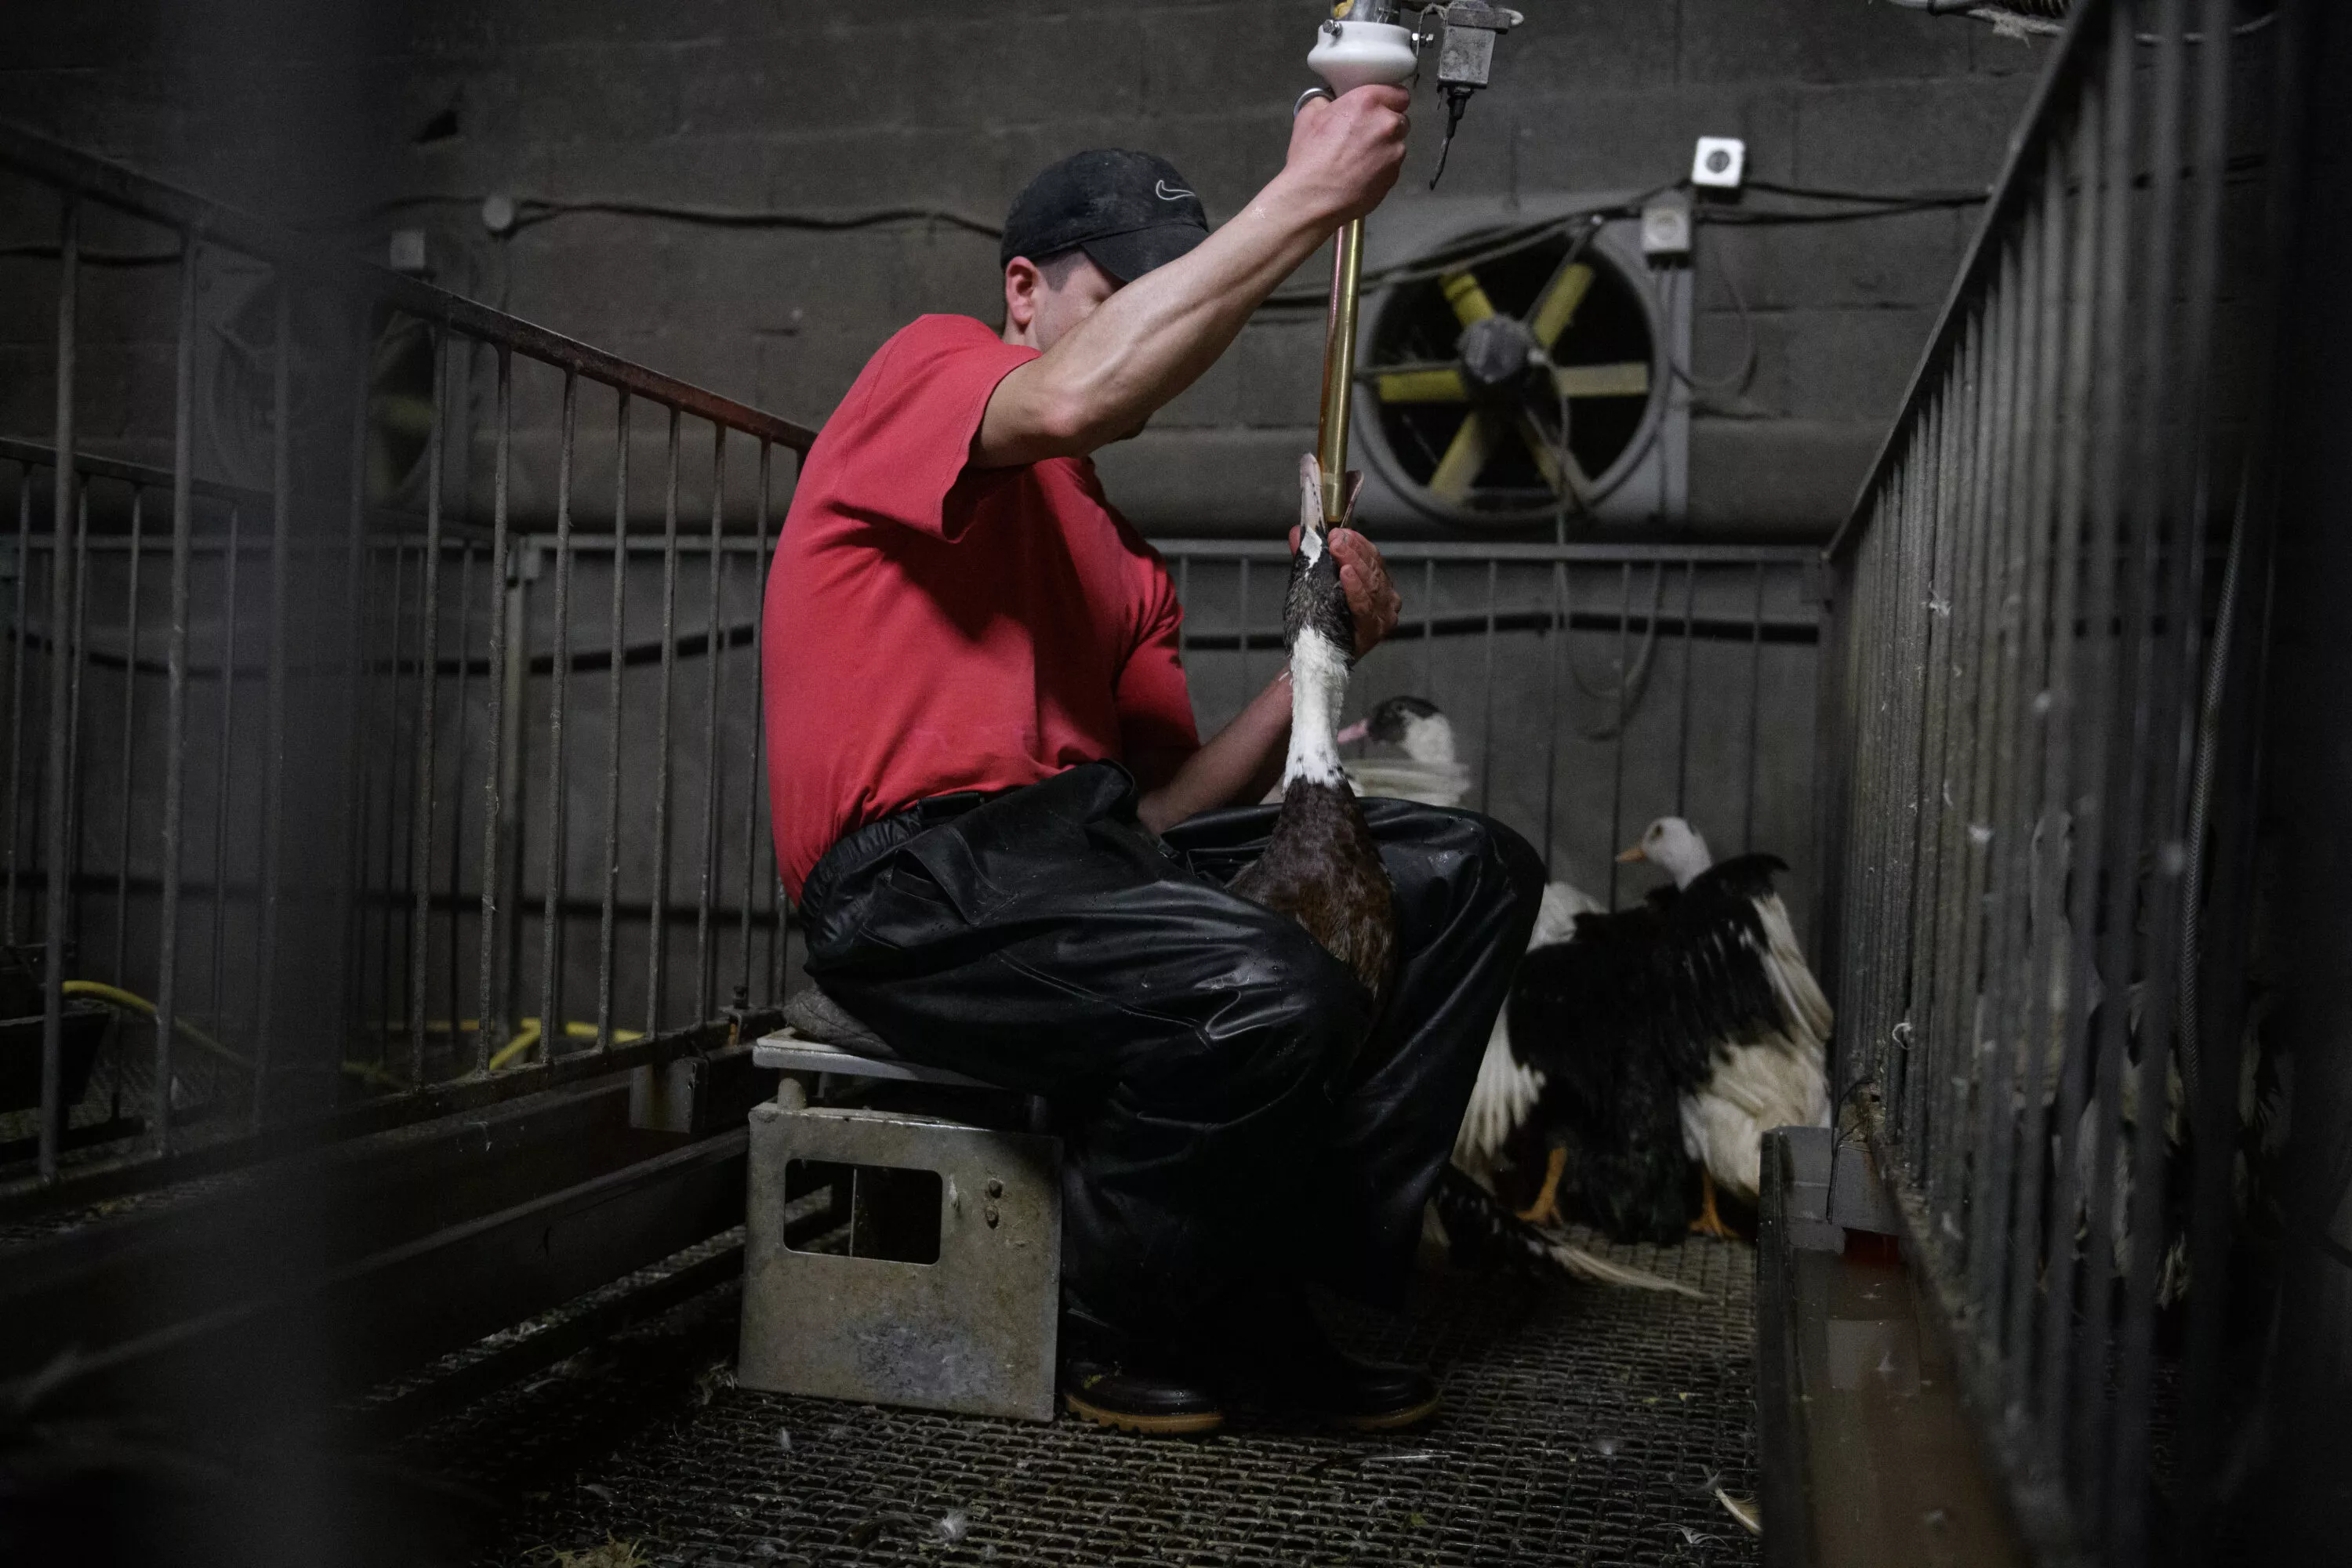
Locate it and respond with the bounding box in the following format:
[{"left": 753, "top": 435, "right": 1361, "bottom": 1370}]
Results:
[{"left": 1314, "top": 215, "right": 1366, "bottom": 528}]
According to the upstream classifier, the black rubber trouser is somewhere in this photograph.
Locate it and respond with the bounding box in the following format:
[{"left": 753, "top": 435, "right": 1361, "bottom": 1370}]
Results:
[{"left": 799, "top": 761, "right": 1543, "bottom": 1345}]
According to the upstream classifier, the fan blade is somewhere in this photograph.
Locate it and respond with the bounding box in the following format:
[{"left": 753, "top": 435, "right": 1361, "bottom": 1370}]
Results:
[
  {"left": 1428, "top": 410, "right": 1502, "bottom": 505},
  {"left": 1552, "top": 360, "right": 1651, "bottom": 399},
  {"left": 1528, "top": 261, "right": 1595, "bottom": 350},
  {"left": 1439, "top": 269, "right": 1500, "bottom": 329},
  {"left": 1373, "top": 366, "right": 1469, "bottom": 404},
  {"left": 370, "top": 392, "right": 437, "bottom": 437},
  {"left": 1513, "top": 409, "right": 1592, "bottom": 509}
]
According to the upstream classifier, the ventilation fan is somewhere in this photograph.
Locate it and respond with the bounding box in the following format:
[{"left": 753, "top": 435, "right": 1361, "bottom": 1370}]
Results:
[
  {"left": 201, "top": 260, "right": 436, "bottom": 507},
  {"left": 361, "top": 310, "right": 437, "bottom": 506},
  {"left": 1349, "top": 197, "right": 1690, "bottom": 530}
]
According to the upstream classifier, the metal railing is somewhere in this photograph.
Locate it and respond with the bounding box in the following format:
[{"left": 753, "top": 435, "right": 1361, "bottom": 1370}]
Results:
[
  {"left": 1815, "top": 1, "right": 2304, "bottom": 1559},
  {"left": 0, "top": 122, "right": 815, "bottom": 1187}
]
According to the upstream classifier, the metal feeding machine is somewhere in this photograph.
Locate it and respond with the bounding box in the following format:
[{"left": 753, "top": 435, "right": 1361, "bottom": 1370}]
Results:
[{"left": 1300, "top": 1, "right": 1523, "bottom": 527}]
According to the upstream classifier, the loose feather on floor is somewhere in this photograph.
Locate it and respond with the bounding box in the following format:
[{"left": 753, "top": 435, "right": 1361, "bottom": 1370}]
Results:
[{"left": 1428, "top": 1165, "right": 1703, "bottom": 1298}]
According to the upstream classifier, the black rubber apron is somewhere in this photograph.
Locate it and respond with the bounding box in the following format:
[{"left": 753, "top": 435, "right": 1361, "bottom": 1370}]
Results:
[{"left": 799, "top": 761, "right": 1542, "bottom": 1345}]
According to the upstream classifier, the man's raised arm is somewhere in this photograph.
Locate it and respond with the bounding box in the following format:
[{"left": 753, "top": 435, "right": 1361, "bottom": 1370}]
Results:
[{"left": 975, "top": 86, "right": 1410, "bottom": 469}]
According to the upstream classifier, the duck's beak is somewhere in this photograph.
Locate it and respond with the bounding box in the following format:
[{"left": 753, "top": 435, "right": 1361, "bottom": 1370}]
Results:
[
  {"left": 1615, "top": 844, "right": 1647, "bottom": 863},
  {"left": 1335, "top": 720, "right": 1370, "bottom": 745}
]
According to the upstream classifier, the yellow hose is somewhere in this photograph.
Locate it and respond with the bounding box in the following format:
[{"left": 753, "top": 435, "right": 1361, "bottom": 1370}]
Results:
[
  {"left": 61, "top": 980, "right": 252, "bottom": 1069},
  {"left": 71, "top": 979, "right": 393, "bottom": 1087},
  {"left": 486, "top": 1018, "right": 643, "bottom": 1073},
  {"left": 58, "top": 983, "right": 637, "bottom": 1087},
  {"left": 340, "top": 1059, "right": 410, "bottom": 1092}
]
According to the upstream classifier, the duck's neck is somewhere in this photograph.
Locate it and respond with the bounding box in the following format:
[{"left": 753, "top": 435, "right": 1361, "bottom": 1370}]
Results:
[
  {"left": 1281, "top": 625, "right": 1352, "bottom": 789},
  {"left": 1660, "top": 842, "right": 1713, "bottom": 889},
  {"left": 1401, "top": 717, "right": 1456, "bottom": 767}
]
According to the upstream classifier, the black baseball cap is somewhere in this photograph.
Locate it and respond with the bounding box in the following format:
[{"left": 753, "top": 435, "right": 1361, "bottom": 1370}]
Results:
[{"left": 999, "top": 149, "right": 1210, "bottom": 285}]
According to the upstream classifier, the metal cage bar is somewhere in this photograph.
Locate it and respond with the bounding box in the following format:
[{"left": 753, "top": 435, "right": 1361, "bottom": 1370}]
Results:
[
  {"left": 645, "top": 409, "right": 682, "bottom": 1038},
  {"left": 38, "top": 197, "right": 81, "bottom": 1182},
  {"left": 535, "top": 372, "right": 579, "bottom": 1066},
  {"left": 596, "top": 394, "right": 630, "bottom": 1054},
  {"left": 695, "top": 428, "right": 726, "bottom": 1022},
  {"left": 1816, "top": 2, "right": 2305, "bottom": 1559},
  {"left": 151, "top": 223, "right": 198, "bottom": 1156},
  {"left": 0, "top": 125, "right": 813, "bottom": 1192}
]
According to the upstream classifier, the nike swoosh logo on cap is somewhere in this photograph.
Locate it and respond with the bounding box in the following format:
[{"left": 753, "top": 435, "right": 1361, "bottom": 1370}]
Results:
[{"left": 1155, "top": 180, "right": 1196, "bottom": 202}]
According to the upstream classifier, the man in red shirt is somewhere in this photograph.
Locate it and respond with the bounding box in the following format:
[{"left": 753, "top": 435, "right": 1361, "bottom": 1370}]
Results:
[{"left": 764, "top": 90, "right": 1541, "bottom": 1435}]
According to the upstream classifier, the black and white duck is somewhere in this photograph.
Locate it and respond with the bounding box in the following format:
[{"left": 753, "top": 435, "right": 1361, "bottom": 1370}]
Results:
[
  {"left": 1229, "top": 456, "right": 1396, "bottom": 1001},
  {"left": 1454, "top": 877, "right": 1602, "bottom": 1188},
  {"left": 1334, "top": 695, "right": 1473, "bottom": 808},
  {"left": 1477, "top": 815, "right": 1831, "bottom": 1243}
]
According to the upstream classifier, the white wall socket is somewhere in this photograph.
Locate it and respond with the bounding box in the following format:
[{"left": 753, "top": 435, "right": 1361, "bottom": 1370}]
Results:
[{"left": 1692, "top": 136, "right": 1747, "bottom": 191}]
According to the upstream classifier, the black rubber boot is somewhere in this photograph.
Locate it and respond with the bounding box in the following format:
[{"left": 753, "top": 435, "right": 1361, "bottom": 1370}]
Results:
[{"left": 1058, "top": 1315, "right": 1225, "bottom": 1436}]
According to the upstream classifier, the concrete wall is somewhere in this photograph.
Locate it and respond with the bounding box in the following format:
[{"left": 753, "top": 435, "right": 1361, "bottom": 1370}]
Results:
[{"left": 4, "top": 0, "right": 2049, "bottom": 541}]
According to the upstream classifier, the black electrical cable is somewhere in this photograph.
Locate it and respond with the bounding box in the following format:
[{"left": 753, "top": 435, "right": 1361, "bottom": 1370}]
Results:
[
  {"left": 1428, "top": 85, "right": 1473, "bottom": 191},
  {"left": 1257, "top": 174, "right": 2005, "bottom": 310},
  {"left": 1669, "top": 240, "right": 1759, "bottom": 399},
  {"left": 1703, "top": 202, "right": 1988, "bottom": 226},
  {"left": 332, "top": 172, "right": 2000, "bottom": 318},
  {"left": 0, "top": 245, "right": 182, "bottom": 266},
  {"left": 505, "top": 198, "right": 1002, "bottom": 241},
  {"left": 363, "top": 192, "right": 1004, "bottom": 241},
  {"left": 1896, "top": 0, "right": 2278, "bottom": 41},
  {"left": 1740, "top": 177, "right": 1990, "bottom": 206},
  {"left": 1259, "top": 185, "right": 1679, "bottom": 310}
]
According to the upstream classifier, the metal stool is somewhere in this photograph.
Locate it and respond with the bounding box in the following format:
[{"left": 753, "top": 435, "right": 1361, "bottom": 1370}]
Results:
[{"left": 738, "top": 1020, "right": 1062, "bottom": 1421}]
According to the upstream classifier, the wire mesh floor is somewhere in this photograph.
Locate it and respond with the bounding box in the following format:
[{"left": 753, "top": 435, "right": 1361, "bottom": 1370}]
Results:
[{"left": 395, "top": 1231, "right": 1762, "bottom": 1568}]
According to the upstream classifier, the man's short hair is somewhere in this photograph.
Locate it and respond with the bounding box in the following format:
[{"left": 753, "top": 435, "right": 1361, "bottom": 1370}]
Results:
[
  {"left": 997, "top": 247, "right": 1099, "bottom": 335},
  {"left": 1033, "top": 249, "right": 1093, "bottom": 288}
]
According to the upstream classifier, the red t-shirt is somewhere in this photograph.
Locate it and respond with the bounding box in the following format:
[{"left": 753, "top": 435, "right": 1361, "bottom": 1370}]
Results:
[{"left": 763, "top": 314, "right": 1198, "bottom": 898}]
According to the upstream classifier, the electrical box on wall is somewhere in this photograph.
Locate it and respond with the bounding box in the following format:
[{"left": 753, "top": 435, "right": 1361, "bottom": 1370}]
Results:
[
  {"left": 387, "top": 228, "right": 430, "bottom": 275},
  {"left": 1692, "top": 136, "right": 1747, "bottom": 191},
  {"left": 1347, "top": 194, "right": 1692, "bottom": 530},
  {"left": 1641, "top": 194, "right": 1693, "bottom": 260}
]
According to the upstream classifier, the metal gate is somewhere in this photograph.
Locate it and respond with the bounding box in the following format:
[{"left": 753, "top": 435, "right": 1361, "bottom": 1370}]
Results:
[
  {"left": 0, "top": 125, "right": 814, "bottom": 1187},
  {"left": 1814, "top": 1, "right": 2314, "bottom": 1559}
]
